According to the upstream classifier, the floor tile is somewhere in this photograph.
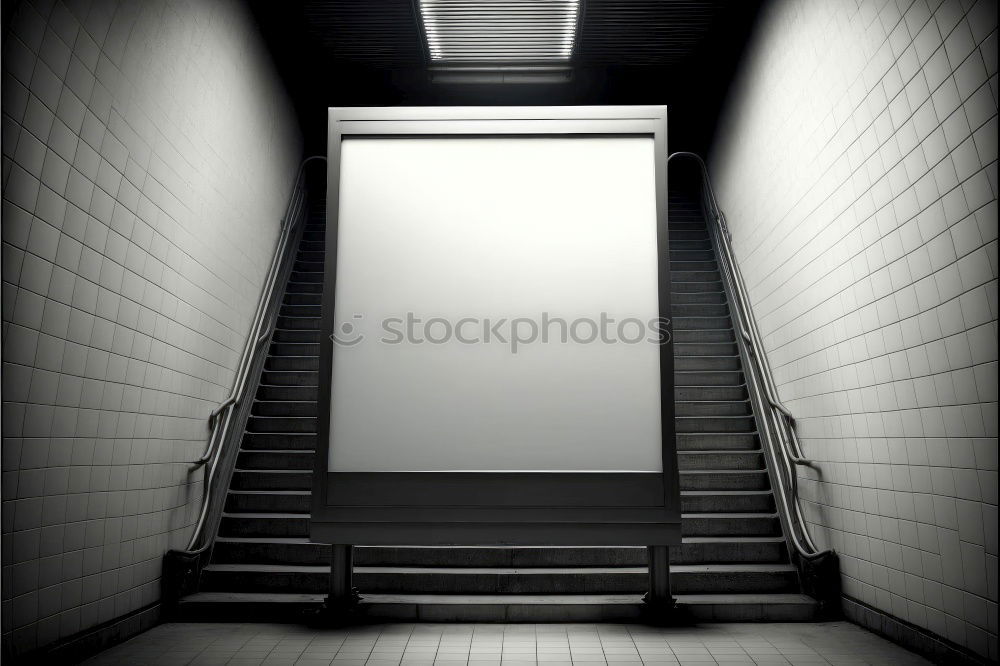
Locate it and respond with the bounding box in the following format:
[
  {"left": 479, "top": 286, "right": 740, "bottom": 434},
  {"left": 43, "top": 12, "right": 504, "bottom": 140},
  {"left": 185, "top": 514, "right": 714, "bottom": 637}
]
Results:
[{"left": 79, "top": 622, "right": 937, "bottom": 666}]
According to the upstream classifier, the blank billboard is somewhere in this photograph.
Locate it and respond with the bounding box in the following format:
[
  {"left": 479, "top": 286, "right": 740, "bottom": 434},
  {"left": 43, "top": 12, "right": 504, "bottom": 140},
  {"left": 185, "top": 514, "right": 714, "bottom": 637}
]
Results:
[{"left": 329, "top": 136, "right": 662, "bottom": 473}]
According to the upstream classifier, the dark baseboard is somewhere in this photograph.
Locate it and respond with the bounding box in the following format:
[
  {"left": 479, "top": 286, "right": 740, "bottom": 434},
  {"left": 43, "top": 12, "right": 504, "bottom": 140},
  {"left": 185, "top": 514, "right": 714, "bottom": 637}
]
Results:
[
  {"left": 3, "top": 603, "right": 162, "bottom": 665},
  {"left": 841, "top": 596, "right": 992, "bottom": 666}
]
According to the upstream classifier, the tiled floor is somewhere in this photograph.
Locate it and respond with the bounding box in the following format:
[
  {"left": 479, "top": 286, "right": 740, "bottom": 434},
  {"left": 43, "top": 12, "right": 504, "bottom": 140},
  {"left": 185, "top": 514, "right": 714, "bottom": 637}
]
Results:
[{"left": 82, "top": 621, "right": 932, "bottom": 665}]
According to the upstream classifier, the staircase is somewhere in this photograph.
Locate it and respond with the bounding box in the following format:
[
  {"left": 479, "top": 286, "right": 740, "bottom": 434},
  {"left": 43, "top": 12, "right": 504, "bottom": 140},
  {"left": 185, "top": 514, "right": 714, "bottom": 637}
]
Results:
[{"left": 177, "top": 190, "right": 819, "bottom": 622}]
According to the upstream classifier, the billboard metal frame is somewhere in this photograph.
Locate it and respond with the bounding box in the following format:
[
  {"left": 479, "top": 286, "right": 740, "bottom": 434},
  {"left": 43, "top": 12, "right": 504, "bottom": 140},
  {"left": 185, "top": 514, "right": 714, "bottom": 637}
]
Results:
[{"left": 312, "top": 105, "right": 679, "bottom": 548}]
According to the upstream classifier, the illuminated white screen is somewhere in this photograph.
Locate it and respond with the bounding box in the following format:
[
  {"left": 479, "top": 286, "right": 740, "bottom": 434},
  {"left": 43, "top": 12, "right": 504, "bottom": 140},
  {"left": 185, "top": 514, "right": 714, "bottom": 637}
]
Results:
[{"left": 330, "top": 136, "right": 662, "bottom": 472}]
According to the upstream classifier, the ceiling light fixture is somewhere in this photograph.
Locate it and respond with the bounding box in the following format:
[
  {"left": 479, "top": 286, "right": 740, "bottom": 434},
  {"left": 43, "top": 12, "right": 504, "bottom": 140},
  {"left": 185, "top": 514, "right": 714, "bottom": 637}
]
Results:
[{"left": 419, "top": 0, "right": 581, "bottom": 64}]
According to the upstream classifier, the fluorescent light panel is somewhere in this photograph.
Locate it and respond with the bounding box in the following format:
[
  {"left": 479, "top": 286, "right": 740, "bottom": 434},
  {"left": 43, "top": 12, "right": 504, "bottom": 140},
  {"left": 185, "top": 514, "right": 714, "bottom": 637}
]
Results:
[{"left": 419, "top": 0, "right": 580, "bottom": 63}]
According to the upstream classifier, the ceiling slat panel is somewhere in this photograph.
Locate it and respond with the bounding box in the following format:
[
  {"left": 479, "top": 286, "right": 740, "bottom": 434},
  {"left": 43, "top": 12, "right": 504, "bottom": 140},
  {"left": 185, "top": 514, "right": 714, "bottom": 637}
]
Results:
[
  {"left": 575, "top": 0, "right": 722, "bottom": 65},
  {"left": 304, "top": 0, "right": 425, "bottom": 66}
]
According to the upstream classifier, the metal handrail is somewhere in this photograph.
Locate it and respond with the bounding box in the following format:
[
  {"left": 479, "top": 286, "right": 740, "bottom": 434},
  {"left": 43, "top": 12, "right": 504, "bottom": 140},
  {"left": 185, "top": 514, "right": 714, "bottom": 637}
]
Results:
[
  {"left": 184, "top": 155, "right": 326, "bottom": 552},
  {"left": 668, "top": 151, "right": 832, "bottom": 562}
]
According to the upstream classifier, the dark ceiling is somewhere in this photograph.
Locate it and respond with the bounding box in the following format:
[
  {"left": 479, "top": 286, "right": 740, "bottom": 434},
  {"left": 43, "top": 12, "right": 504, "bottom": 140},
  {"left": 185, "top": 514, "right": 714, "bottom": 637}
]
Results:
[{"left": 249, "top": 0, "right": 764, "bottom": 154}]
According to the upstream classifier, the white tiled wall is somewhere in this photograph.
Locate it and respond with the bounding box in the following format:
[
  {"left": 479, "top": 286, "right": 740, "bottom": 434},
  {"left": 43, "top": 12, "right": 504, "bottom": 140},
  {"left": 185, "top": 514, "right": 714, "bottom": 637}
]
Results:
[
  {"left": 710, "top": 0, "right": 997, "bottom": 659},
  {"left": 1, "top": 0, "right": 301, "bottom": 654}
]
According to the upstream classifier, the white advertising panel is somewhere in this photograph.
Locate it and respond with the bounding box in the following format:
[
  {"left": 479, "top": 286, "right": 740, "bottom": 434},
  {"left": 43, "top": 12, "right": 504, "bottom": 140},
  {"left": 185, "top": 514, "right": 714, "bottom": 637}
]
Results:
[{"left": 330, "top": 136, "right": 662, "bottom": 473}]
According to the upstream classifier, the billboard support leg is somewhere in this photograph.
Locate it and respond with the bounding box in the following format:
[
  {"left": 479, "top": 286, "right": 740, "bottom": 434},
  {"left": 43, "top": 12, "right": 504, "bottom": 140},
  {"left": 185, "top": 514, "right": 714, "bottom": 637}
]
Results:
[
  {"left": 326, "top": 544, "right": 358, "bottom": 611},
  {"left": 643, "top": 545, "right": 676, "bottom": 619}
]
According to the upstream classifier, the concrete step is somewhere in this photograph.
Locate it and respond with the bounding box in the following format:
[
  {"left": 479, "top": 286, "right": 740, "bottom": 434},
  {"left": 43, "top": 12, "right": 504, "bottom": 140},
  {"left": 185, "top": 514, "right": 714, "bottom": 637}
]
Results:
[
  {"left": 671, "top": 260, "right": 718, "bottom": 272},
  {"left": 269, "top": 342, "right": 320, "bottom": 357},
  {"left": 210, "top": 538, "right": 785, "bottom": 568},
  {"left": 230, "top": 470, "right": 311, "bottom": 491},
  {"left": 671, "top": 291, "right": 726, "bottom": 304},
  {"left": 213, "top": 543, "right": 646, "bottom": 568},
  {"left": 245, "top": 416, "right": 317, "bottom": 433},
  {"left": 668, "top": 249, "right": 714, "bottom": 261},
  {"left": 671, "top": 303, "right": 732, "bottom": 328},
  {"left": 671, "top": 270, "right": 721, "bottom": 283},
  {"left": 671, "top": 537, "right": 786, "bottom": 564},
  {"left": 674, "top": 341, "right": 738, "bottom": 356},
  {"left": 213, "top": 537, "right": 328, "bottom": 565},
  {"left": 674, "top": 316, "right": 732, "bottom": 330},
  {"left": 266, "top": 356, "right": 319, "bottom": 371},
  {"left": 667, "top": 221, "right": 705, "bottom": 231},
  {"left": 236, "top": 450, "right": 314, "bottom": 470},
  {"left": 259, "top": 370, "right": 317, "bottom": 386},
  {"left": 283, "top": 292, "right": 321, "bottom": 306},
  {"left": 252, "top": 400, "right": 317, "bottom": 417},
  {"left": 672, "top": 328, "right": 734, "bottom": 343},
  {"left": 671, "top": 303, "right": 728, "bottom": 317},
  {"left": 219, "top": 488, "right": 774, "bottom": 521},
  {"left": 200, "top": 564, "right": 647, "bottom": 594},
  {"left": 356, "top": 547, "right": 649, "bottom": 568},
  {"left": 670, "top": 239, "right": 712, "bottom": 251},
  {"left": 216, "top": 506, "right": 780, "bottom": 539},
  {"left": 681, "top": 490, "right": 774, "bottom": 513},
  {"left": 280, "top": 304, "right": 322, "bottom": 318},
  {"left": 674, "top": 385, "right": 747, "bottom": 401},
  {"left": 284, "top": 281, "right": 322, "bottom": 294},
  {"left": 675, "top": 415, "right": 755, "bottom": 433},
  {"left": 676, "top": 432, "right": 758, "bottom": 450},
  {"left": 216, "top": 507, "right": 780, "bottom": 544},
  {"left": 677, "top": 450, "right": 763, "bottom": 470},
  {"left": 242, "top": 432, "right": 316, "bottom": 450},
  {"left": 219, "top": 513, "right": 308, "bottom": 538},
  {"left": 670, "top": 564, "right": 799, "bottom": 594},
  {"left": 680, "top": 470, "right": 769, "bottom": 491},
  {"left": 675, "top": 400, "right": 750, "bottom": 416},
  {"left": 674, "top": 355, "right": 741, "bottom": 371},
  {"left": 676, "top": 593, "right": 820, "bottom": 621},
  {"left": 200, "top": 562, "right": 797, "bottom": 596},
  {"left": 276, "top": 316, "right": 321, "bottom": 330},
  {"left": 290, "top": 271, "right": 323, "bottom": 283},
  {"left": 681, "top": 513, "right": 780, "bottom": 537},
  {"left": 175, "top": 591, "right": 644, "bottom": 622},
  {"left": 675, "top": 370, "right": 744, "bottom": 386},
  {"left": 671, "top": 280, "right": 724, "bottom": 294},
  {"left": 225, "top": 491, "right": 311, "bottom": 514},
  {"left": 176, "top": 591, "right": 819, "bottom": 623},
  {"left": 669, "top": 229, "right": 709, "bottom": 241},
  {"left": 256, "top": 385, "right": 318, "bottom": 401},
  {"left": 271, "top": 329, "right": 321, "bottom": 343}
]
